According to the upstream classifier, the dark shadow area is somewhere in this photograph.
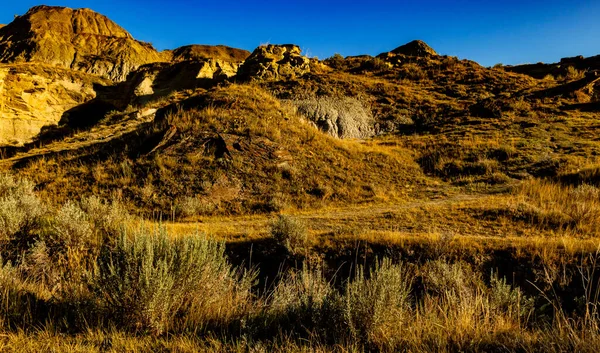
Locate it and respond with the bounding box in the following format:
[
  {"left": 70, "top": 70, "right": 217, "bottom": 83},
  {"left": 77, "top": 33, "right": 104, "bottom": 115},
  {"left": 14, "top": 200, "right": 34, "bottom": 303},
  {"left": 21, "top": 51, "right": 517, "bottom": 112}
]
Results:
[
  {"left": 223, "top": 237, "right": 599, "bottom": 318},
  {"left": 558, "top": 167, "right": 600, "bottom": 187},
  {"left": 10, "top": 120, "right": 158, "bottom": 170},
  {"left": 16, "top": 99, "right": 118, "bottom": 149},
  {"left": 59, "top": 100, "right": 117, "bottom": 128},
  {"left": 131, "top": 61, "right": 225, "bottom": 107},
  {"left": 529, "top": 75, "right": 600, "bottom": 99},
  {"left": 561, "top": 101, "right": 600, "bottom": 112}
]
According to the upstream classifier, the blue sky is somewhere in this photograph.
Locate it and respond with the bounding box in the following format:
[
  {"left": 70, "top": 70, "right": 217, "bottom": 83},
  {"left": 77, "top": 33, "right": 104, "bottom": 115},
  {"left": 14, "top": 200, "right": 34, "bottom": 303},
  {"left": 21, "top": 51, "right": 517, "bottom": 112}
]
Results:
[{"left": 1, "top": 1, "right": 599, "bottom": 67}]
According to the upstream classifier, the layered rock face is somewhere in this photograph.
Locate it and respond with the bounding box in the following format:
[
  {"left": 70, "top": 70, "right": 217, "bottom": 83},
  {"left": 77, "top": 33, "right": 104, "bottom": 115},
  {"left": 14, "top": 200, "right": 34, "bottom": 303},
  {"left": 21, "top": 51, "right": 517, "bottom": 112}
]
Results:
[
  {"left": 0, "top": 6, "right": 255, "bottom": 146},
  {"left": 237, "top": 44, "right": 311, "bottom": 80},
  {"left": 0, "top": 6, "right": 165, "bottom": 81},
  {"left": 0, "top": 64, "right": 105, "bottom": 145}
]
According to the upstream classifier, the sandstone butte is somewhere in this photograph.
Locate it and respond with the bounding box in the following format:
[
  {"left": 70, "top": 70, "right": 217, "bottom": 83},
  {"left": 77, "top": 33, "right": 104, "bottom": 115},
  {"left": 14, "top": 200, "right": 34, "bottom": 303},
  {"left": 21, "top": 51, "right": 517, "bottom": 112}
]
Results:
[{"left": 0, "top": 5, "right": 251, "bottom": 146}]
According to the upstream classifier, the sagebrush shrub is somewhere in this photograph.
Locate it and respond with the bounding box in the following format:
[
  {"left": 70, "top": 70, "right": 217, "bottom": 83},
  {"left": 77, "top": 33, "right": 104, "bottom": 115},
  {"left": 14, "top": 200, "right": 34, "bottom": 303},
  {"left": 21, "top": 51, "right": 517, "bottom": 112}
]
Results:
[
  {"left": 94, "top": 228, "right": 253, "bottom": 335},
  {"left": 489, "top": 274, "right": 534, "bottom": 321},
  {"left": 49, "top": 201, "right": 95, "bottom": 253},
  {"left": 343, "top": 259, "right": 413, "bottom": 349},
  {"left": 80, "top": 196, "right": 129, "bottom": 239},
  {"left": 421, "top": 260, "right": 482, "bottom": 301},
  {"left": 270, "top": 215, "right": 308, "bottom": 256},
  {"left": 0, "top": 174, "right": 45, "bottom": 245},
  {"left": 264, "top": 266, "right": 335, "bottom": 340}
]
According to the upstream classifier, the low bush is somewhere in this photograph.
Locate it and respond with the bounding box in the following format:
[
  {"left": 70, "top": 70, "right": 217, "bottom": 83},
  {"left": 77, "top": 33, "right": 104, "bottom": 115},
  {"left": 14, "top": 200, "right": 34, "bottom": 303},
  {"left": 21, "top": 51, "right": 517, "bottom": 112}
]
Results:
[
  {"left": 93, "top": 228, "right": 254, "bottom": 335},
  {"left": 262, "top": 266, "right": 337, "bottom": 341},
  {"left": 343, "top": 259, "right": 413, "bottom": 350},
  {"left": 0, "top": 174, "right": 46, "bottom": 258},
  {"left": 270, "top": 215, "right": 308, "bottom": 256}
]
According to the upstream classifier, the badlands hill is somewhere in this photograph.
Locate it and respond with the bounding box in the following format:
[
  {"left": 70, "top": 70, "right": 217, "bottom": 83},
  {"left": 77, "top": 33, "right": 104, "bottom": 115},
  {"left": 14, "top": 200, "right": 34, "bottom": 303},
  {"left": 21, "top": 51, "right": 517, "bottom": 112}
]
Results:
[
  {"left": 0, "top": 5, "right": 164, "bottom": 81},
  {"left": 0, "top": 5, "right": 599, "bottom": 218}
]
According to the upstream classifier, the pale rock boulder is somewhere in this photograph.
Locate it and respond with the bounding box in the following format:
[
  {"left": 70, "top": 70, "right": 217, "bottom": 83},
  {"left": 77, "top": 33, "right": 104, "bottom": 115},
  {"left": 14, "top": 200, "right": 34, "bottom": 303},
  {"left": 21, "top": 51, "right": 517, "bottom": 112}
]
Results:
[{"left": 291, "top": 97, "right": 375, "bottom": 139}]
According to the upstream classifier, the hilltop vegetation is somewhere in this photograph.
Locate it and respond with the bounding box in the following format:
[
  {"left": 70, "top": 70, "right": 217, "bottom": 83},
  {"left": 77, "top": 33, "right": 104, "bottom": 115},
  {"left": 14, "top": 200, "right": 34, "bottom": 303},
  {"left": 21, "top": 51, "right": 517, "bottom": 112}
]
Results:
[{"left": 1, "top": 4, "right": 600, "bottom": 352}]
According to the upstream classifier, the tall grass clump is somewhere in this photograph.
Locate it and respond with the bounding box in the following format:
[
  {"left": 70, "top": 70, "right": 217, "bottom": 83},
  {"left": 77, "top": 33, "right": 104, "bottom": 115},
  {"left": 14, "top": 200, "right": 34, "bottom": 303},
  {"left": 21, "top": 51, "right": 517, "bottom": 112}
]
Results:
[
  {"left": 93, "top": 228, "right": 254, "bottom": 335},
  {"left": 412, "top": 260, "right": 533, "bottom": 349},
  {"left": 509, "top": 179, "right": 600, "bottom": 235},
  {"left": 0, "top": 261, "right": 50, "bottom": 330}
]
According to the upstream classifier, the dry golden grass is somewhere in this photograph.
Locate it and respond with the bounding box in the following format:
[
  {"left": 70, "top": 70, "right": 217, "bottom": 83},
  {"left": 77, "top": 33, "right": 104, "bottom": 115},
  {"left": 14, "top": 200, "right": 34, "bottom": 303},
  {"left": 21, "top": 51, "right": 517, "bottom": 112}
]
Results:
[{"left": 11, "top": 84, "right": 426, "bottom": 217}]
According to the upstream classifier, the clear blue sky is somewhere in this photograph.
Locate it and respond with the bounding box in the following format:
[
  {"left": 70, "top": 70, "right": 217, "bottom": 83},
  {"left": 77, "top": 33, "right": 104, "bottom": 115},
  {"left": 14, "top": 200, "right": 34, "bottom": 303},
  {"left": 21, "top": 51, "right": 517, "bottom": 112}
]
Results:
[{"left": 1, "top": 1, "right": 599, "bottom": 67}]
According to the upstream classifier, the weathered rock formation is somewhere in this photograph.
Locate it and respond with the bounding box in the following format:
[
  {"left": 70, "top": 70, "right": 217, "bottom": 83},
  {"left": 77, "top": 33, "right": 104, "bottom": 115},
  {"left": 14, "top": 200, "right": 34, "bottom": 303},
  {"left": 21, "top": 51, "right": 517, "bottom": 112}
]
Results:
[
  {"left": 292, "top": 97, "right": 375, "bottom": 139},
  {"left": 0, "top": 64, "right": 106, "bottom": 145},
  {"left": 390, "top": 40, "right": 438, "bottom": 57},
  {"left": 0, "top": 5, "right": 165, "bottom": 81},
  {"left": 167, "top": 45, "right": 250, "bottom": 63},
  {"left": 0, "top": 6, "right": 257, "bottom": 146},
  {"left": 237, "top": 44, "right": 311, "bottom": 81},
  {"left": 103, "top": 59, "right": 242, "bottom": 109}
]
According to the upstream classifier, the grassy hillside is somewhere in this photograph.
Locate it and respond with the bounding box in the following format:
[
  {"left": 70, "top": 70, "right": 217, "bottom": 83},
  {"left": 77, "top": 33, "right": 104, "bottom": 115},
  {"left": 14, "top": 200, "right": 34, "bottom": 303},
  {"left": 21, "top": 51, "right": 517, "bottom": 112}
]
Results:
[{"left": 8, "top": 84, "right": 426, "bottom": 218}]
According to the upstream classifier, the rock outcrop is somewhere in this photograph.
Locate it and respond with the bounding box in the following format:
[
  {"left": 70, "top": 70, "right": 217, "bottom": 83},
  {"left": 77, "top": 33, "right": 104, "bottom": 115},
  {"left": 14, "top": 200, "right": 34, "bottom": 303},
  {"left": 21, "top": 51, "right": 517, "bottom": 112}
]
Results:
[
  {"left": 106, "top": 59, "right": 242, "bottom": 108},
  {"left": 0, "top": 5, "right": 165, "bottom": 81},
  {"left": 168, "top": 45, "right": 250, "bottom": 63},
  {"left": 0, "top": 63, "right": 106, "bottom": 146},
  {"left": 237, "top": 44, "right": 311, "bottom": 81},
  {"left": 390, "top": 40, "right": 438, "bottom": 57},
  {"left": 291, "top": 97, "right": 375, "bottom": 139}
]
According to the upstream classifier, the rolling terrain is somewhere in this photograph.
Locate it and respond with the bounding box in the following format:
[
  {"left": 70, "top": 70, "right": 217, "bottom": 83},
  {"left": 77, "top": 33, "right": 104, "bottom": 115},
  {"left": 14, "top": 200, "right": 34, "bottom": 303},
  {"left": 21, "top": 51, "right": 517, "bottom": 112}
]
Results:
[{"left": 1, "top": 5, "right": 600, "bottom": 352}]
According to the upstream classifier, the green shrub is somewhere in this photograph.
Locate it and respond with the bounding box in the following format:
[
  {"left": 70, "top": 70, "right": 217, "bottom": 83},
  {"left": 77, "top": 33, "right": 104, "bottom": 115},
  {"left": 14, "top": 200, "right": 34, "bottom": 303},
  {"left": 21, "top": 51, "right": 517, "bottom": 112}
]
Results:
[
  {"left": 489, "top": 274, "right": 534, "bottom": 321},
  {"left": 0, "top": 174, "right": 45, "bottom": 253},
  {"left": 93, "top": 228, "right": 253, "bottom": 335},
  {"left": 343, "top": 259, "right": 413, "bottom": 349},
  {"left": 48, "top": 201, "right": 95, "bottom": 254},
  {"left": 325, "top": 53, "right": 346, "bottom": 70},
  {"left": 421, "top": 260, "right": 482, "bottom": 300},
  {"left": 80, "top": 196, "right": 130, "bottom": 239},
  {"left": 270, "top": 215, "right": 308, "bottom": 256},
  {"left": 263, "top": 266, "right": 335, "bottom": 340}
]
